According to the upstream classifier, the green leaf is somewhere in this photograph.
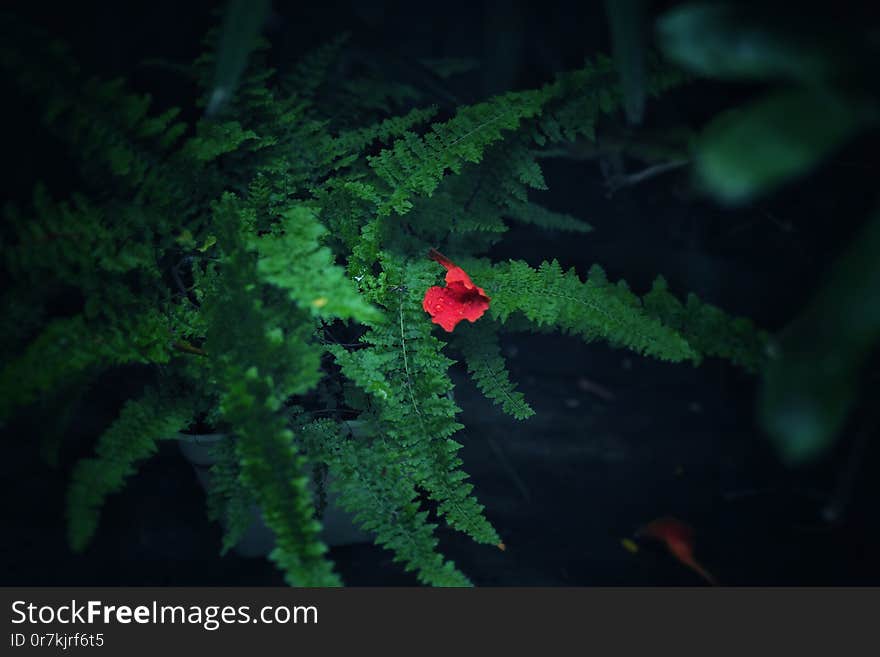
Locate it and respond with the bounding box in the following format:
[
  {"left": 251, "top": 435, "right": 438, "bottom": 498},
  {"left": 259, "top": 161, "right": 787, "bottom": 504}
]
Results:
[
  {"left": 657, "top": 3, "right": 838, "bottom": 83},
  {"left": 604, "top": 0, "right": 647, "bottom": 125},
  {"left": 206, "top": 0, "right": 271, "bottom": 116},
  {"left": 759, "top": 211, "right": 880, "bottom": 465},
  {"left": 695, "top": 89, "right": 862, "bottom": 203}
]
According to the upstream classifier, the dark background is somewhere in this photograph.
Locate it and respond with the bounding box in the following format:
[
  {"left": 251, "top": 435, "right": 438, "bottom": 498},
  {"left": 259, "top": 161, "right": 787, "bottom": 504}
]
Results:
[{"left": 2, "top": 0, "right": 879, "bottom": 585}]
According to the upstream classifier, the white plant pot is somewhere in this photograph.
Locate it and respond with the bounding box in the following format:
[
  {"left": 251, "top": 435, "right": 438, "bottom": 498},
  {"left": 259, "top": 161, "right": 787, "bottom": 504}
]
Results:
[{"left": 176, "top": 422, "right": 372, "bottom": 558}]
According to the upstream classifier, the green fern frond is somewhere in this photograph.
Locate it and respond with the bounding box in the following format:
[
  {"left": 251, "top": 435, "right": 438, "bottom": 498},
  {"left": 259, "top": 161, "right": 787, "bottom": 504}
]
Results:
[
  {"left": 0, "top": 17, "right": 187, "bottom": 189},
  {"left": 335, "top": 256, "right": 501, "bottom": 546},
  {"left": 299, "top": 418, "right": 472, "bottom": 586},
  {"left": 222, "top": 373, "right": 340, "bottom": 586},
  {"left": 454, "top": 322, "right": 535, "bottom": 420},
  {"left": 0, "top": 310, "right": 173, "bottom": 423},
  {"left": 203, "top": 193, "right": 338, "bottom": 585},
  {"left": 180, "top": 120, "right": 259, "bottom": 162},
  {"left": 481, "top": 138, "right": 549, "bottom": 207},
  {"left": 2, "top": 186, "right": 156, "bottom": 284},
  {"left": 326, "top": 344, "right": 394, "bottom": 400},
  {"left": 533, "top": 54, "right": 684, "bottom": 146},
  {"left": 335, "top": 105, "right": 439, "bottom": 154},
  {"left": 204, "top": 193, "right": 325, "bottom": 404},
  {"left": 642, "top": 276, "right": 769, "bottom": 371},
  {"left": 66, "top": 386, "right": 193, "bottom": 552},
  {"left": 404, "top": 178, "right": 507, "bottom": 247},
  {"left": 205, "top": 438, "right": 255, "bottom": 555},
  {"left": 472, "top": 259, "right": 697, "bottom": 362},
  {"left": 348, "top": 215, "right": 386, "bottom": 279},
  {"left": 368, "top": 86, "right": 555, "bottom": 215},
  {"left": 535, "top": 62, "right": 617, "bottom": 144},
  {"left": 250, "top": 203, "right": 380, "bottom": 323},
  {"left": 281, "top": 33, "right": 350, "bottom": 103},
  {"left": 313, "top": 180, "right": 382, "bottom": 256},
  {"left": 453, "top": 212, "right": 510, "bottom": 235},
  {"left": 505, "top": 202, "right": 593, "bottom": 233}
]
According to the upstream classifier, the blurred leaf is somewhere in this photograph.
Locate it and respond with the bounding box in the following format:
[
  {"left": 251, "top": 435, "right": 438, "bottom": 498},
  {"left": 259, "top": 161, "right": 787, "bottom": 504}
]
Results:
[
  {"left": 206, "top": 0, "right": 271, "bottom": 116},
  {"left": 695, "top": 89, "right": 861, "bottom": 203},
  {"left": 657, "top": 3, "right": 839, "bottom": 83},
  {"left": 605, "top": 0, "right": 647, "bottom": 125},
  {"left": 759, "top": 211, "right": 880, "bottom": 465}
]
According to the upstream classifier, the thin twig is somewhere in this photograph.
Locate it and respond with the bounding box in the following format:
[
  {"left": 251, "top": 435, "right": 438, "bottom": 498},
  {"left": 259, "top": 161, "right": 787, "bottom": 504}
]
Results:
[
  {"left": 485, "top": 435, "right": 532, "bottom": 505},
  {"left": 822, "top": 413, "right": 879, "bottom": 523},
  {"left": 173, "top": 340, "right": 208, "bottom": 357},
  {"left": 171, "top": 256, "right": 201, "bottom": 307},
  {"left": 605, "top": 159, "right": 690, "bottom": 197}
]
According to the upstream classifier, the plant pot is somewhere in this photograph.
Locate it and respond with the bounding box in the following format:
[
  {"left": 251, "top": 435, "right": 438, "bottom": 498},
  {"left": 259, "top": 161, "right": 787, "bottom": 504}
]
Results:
[{"left": 176, "top": 422, "right": 372, "bottom": 558}]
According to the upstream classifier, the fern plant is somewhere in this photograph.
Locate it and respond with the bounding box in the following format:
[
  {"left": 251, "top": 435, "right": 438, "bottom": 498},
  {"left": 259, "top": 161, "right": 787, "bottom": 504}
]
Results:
[{"left": 0, "top": 9, "right": 766, "bottom": 586}]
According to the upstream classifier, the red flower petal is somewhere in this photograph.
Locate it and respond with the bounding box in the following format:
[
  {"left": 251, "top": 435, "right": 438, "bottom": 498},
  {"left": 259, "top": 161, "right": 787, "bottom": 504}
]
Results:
[{"left": 422, "top": 249, "right": 490, "bottom": 332}]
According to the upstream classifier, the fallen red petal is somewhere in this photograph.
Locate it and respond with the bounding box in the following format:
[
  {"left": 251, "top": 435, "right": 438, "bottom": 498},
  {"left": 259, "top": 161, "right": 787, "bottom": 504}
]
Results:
[
  {"left": 637, "top": 516, "right": 718, "bottom": 585},
  {"left": 639, "top": 517, "right": 694, "bottom": 547}
]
